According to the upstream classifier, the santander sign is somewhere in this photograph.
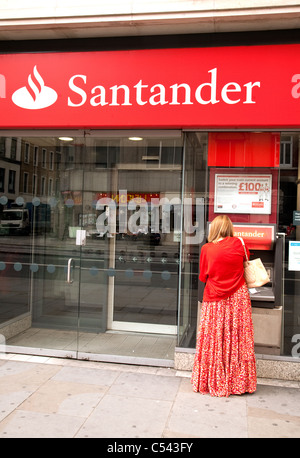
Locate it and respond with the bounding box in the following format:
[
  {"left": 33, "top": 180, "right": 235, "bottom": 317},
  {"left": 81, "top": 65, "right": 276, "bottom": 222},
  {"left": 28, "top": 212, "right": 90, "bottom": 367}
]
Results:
[
  {"left": 66, "top": 68, "right": 260, "bottom": 108},
  {"left": 0, "top": 44, "right": 299, "bottom": 128}
]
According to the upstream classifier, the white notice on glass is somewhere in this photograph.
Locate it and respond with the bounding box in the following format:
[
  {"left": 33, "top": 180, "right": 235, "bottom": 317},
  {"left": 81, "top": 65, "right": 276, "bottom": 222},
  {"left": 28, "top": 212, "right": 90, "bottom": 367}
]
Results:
[
  {"left": 76, "top": 229, "right": 86, "bottom": 246},
  {"left": 214, "top": 174, "right": 272, "bottom": 214},
  {"left": 289, "top": 241, "right": 300, "bottom": 271}
]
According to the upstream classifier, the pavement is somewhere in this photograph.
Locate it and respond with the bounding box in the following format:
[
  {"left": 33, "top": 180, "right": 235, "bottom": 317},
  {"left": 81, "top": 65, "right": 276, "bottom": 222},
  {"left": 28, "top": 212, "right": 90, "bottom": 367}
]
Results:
[{"left": 0, "top": 352, "right": 299, "bottom": 440}]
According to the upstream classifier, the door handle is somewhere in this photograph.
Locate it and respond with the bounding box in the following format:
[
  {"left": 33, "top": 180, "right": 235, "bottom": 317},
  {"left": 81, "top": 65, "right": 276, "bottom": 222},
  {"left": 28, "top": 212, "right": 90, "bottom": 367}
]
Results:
[{"left": 67, "top": 258, "right": 74, "bottom": 284}]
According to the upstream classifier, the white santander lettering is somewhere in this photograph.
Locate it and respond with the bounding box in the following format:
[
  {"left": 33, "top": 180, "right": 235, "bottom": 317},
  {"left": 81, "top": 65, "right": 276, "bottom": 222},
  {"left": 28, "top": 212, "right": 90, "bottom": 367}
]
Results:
[
  {"left": 90, "top": 85, "right": 107, "bottom": 106},
  {"left": 134, "top": 80, "right": 148, "bottom": 105},
  {"left": 68, "top": 75, "right": 87, "bottom": 107},
  {"left": 67, "top": 69, "right": 261, "bottom": 108},
  {"left": 195, "top": 68, "right": 219, "bottom": 105},
  {"left": 110, "top": 85, "right": 132, "bottom": 106},
  {"left": 149, "top": 84, "right": 168, "bottom": 105},
  {"left": 243, "top": 81, "right": 261, "bottom": 104},
  {"left": 170, "top": 83, "right": 193, "bottom": 105},
  {"left": 0, "top": 74, "right": 6, "bottom": 98},
  {"left": 291, "top": 74, "right": 300, "bottom": 99},
  {"left": 221, "top": 82, "right": 241, "bottom": 104}
]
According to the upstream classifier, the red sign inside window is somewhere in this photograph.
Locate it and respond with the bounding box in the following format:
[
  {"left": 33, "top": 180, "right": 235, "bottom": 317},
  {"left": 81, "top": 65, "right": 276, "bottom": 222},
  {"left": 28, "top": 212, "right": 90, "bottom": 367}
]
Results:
[
  {"left": 0, "top": 44, "right": 300, "bottom": 129},
  {"left": 233, "top": 224, "right": 275, "bottom": 250},
  {"left": 208, "top": 132, "right": 280, "bottom": 167}
]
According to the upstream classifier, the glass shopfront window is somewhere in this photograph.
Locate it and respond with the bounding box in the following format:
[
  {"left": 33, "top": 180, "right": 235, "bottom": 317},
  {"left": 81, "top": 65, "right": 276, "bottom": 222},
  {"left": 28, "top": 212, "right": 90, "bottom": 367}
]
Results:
[
  {"left": 279, "top": 133, "right": 300, "bottom": 357},
  {"left": 181, "top": 131, "right": 300, "bottom": 360},
  {"left": 0, "top": 131, "right": 187, "bottom": 364},
  {"left": 1, "top": 129, "right": 300, "bottom": 364}
]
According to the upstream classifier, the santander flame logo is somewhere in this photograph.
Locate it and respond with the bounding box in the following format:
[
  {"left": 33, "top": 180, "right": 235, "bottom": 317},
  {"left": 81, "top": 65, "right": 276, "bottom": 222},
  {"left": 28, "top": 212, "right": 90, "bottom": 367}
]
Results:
[{"left": 12, "top": 66, "right": 57, "bottom": 109}]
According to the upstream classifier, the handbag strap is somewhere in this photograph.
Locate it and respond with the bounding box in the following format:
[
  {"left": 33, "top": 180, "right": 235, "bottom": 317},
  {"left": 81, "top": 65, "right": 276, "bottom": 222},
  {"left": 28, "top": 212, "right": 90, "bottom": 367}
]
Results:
[{"left": 238, "top": 236, "right": 249, "bottom": 262}]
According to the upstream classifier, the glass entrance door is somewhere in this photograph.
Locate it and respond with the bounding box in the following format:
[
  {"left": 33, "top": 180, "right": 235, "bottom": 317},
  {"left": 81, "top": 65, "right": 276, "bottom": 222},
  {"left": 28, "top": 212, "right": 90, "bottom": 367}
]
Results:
[
  {"left": 21, "top": 134, "right": 110, "bottom": 355},
  {"left": 0, "top": 131, "right": 183, "bottom": 362},
  {"left": 30, "top": 134, "right": 110, "bottom": 352},
  {"left": 0, "top": 133, "right": 110, "bottom": 357},
  {"left": 110, "top": 135, "right": 183, "bottom": 335}
]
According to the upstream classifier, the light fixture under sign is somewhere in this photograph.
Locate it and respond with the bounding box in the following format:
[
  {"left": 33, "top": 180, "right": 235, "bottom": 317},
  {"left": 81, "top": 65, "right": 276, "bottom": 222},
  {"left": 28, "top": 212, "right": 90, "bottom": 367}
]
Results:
[
  {"left": 128, "top": 137, "right": 143, "bottom": 141},
  {"left": 59, "top": 137, "right": 74, "bottom": 142},
  {"left": 142, "top": 156, "right": 160, "bottom": 161}
]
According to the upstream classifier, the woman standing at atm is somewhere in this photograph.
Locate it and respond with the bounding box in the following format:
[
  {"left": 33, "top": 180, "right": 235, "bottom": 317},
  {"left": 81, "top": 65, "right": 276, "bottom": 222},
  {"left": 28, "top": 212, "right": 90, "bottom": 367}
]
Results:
[{"left": 191, "top": 214, "right": 257, "bottom": 397}]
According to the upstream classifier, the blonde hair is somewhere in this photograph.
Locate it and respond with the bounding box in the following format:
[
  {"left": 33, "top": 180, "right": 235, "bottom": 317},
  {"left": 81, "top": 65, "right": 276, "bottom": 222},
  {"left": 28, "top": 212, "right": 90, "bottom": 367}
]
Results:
[{"left": 208, "top": 215, "right": 234, "bottom": 243}]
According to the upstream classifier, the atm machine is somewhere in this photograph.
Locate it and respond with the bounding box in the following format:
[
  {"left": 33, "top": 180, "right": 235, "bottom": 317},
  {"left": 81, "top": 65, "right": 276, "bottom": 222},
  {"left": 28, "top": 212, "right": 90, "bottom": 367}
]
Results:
[
  {"left": 197, "top": 132, "right": 284, "bottom": 352},
  {"left": 198, "top": 223, "right": 284, "bottom": 309},
  {"left": 204, "top": 131, "right": 284, "bottom": 309},
  {"left": 233, "top": 224, "right": 284, "bottom": 309}
]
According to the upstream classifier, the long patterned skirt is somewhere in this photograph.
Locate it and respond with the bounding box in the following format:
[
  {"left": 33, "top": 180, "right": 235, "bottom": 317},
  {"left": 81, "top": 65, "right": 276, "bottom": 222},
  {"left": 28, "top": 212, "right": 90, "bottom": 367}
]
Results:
[{"left": 191, "top": 283, "right": 257, "bottom": 397}]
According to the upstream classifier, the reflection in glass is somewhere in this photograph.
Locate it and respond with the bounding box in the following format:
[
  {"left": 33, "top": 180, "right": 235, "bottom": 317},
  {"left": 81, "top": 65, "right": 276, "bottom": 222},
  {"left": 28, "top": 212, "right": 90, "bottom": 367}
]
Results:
[{"left": 0, "top": 133, "right": 186, "bottom": 360}]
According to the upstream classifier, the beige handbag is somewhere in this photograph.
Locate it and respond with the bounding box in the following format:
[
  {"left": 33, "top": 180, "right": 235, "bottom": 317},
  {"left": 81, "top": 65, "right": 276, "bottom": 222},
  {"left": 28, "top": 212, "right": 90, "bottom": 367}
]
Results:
[{"left": 238, "top": 237, "right": 270, "bottom": 288}]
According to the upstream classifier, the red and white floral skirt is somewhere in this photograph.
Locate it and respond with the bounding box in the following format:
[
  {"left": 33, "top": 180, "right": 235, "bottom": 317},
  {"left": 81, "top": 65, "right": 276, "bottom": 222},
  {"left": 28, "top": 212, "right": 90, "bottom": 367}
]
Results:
[{"left": 191, "top": 283, "right": 257, "bottom": 397}]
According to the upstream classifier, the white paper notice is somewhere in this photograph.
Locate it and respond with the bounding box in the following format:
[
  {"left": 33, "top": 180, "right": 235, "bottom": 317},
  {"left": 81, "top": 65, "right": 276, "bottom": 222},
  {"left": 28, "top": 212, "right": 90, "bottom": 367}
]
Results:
[
  {"left": 214, "top": 174, "right": 272, "bottom": 214},
  {"left": 289, "top": 241, "right": 300, "bottom": 271},
  {"left": 76, "top": 229, "right": 86, "bottom": 246}
]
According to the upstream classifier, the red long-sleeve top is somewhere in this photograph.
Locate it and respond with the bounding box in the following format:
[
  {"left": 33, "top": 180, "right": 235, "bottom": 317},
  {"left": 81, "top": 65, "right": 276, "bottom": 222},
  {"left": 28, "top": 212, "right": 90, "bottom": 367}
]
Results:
[{"left": 199, "top": 236, "right": 250, "bottom": 302}]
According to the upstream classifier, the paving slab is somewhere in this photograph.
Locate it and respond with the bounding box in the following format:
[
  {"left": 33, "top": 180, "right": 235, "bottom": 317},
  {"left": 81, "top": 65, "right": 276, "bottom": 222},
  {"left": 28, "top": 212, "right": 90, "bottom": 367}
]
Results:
[
  {"left": 0, "top": 410, "right": 85, "bottom": 438},
  {"left": 0, "top": 354, "right": 299, "bottom": 438},
  {"left": 76, "top": 395, "right": 173, "bottom": 438},
  {"left": 165, "top": 377, "right": 248, "bottom": 438},
  {"left": 107, "top": 371, "right": 181, "bottom": 401}
]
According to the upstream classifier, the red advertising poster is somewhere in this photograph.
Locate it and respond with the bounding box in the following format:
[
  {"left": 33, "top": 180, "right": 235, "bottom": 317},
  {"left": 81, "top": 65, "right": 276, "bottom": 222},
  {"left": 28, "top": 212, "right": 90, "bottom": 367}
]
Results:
[{"left": 0, "top": 44, "right": 300, "bottom": 129}]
